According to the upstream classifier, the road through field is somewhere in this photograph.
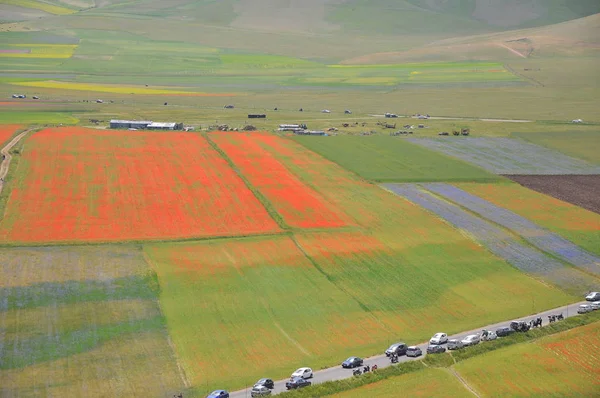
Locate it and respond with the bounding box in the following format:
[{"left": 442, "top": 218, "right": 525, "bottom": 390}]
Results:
[
  {"left": 0, "top": 128, "right": 30, "bottom": 194},
  {"left": 229, "top": 301, "right": 589, "bottom": 397}
]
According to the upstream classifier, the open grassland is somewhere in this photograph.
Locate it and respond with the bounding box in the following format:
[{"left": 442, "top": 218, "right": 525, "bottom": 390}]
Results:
[
  {"left": 456, "top": 320, "right": 600, "bottom": 397},
  {"left": 0, "top": 127, "right": 280, "bottom": 243},
  {"left": 143, "top": 134, "right": 575, "bottom": 394},
  {"left": 333, "top": 367, "right": 471, "bottom": 398},
  {"left": 0, "top": 110, "right": 78, "bottom": 124},
  {"left": 513, "top": 131, "right": 600, "bottom": 165},
  {"left": 407, "top": 137, "right": 600, "bottom": 175},
  {"left": 293, "top": 135, "right": 500, "bottom": 182},
  {"left": 458, "top": 182, "right": 600, "bottom": 256},
  {"left": 0, "top": 245, "right": 184, "bottom": 397},
  {"left": 210, "top": 132, "right": 352, "bottom": 229}
]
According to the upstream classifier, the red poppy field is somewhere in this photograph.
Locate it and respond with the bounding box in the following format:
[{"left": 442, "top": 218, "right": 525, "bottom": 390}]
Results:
[
  {"left": 0, "top": 124, "right": 22, "bottom": 145},
  {"left": 0, "top": 127, "right": 280, "bottom": 243},
  {"left": 210, "top": 132, "right": 352, "bottom": 229}
]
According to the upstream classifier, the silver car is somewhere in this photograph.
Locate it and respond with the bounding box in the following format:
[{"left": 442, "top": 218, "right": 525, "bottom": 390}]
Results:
[
  {"left": 578, "top": 304, "right": 593, "bottom": 314},
  {"left": 251, "top": 386, "right": 271, "bottom": 397},
  {"left": 461, "top": 334, "right": 481, "bottom": 347},
  {"left": 590, "top": 301, "right": 600, "bottom": 311},
  {"left": 447, "top": 339, "right": 464, "bottom": 350}
]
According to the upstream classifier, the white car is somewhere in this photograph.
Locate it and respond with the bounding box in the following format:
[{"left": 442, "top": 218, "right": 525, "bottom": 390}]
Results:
[
  {"left": 590, "top": 301, "right": 600, "bottom": 311},
  {"left": 461, "top": 334, "right": 480, "bottom": 347},
  {"left": 321, "top": 109, "right": 331, "bottom": 113},
  {"left": 429, "top": 333, "right": 448, "bottom": 345},
  {"left": 585, "top": 292, "right": 600, "bottom": 301},
  {"left": 291, "top": 367, "right": 313, "bottom": 379}
]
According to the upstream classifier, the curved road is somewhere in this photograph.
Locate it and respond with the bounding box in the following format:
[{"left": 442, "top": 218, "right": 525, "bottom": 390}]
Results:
[{"left": 230, "top": 301, "right": 588, "bottom": 397}]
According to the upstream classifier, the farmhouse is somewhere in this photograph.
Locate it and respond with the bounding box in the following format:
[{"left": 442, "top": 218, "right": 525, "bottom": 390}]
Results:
[{"left": 110, "top": 120, "right": 152, "bottom": 129}]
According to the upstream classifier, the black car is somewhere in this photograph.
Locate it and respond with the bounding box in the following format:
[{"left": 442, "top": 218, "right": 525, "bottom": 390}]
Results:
[
  {"left": 342, "top": 357, "right": 363, "bottom": 368},
  {"left": 254, "top": 378, "right": 274, "bottom": 389},
  {"left": 385, "top": 342, "right": 408, "bottom": 357},
  {"left": 286, "top": 377, "right": 311, "bottom": 390},
  {"left": 510, "top": 321, "right": 530, "bottom": 332},
  {"left": 427, "top": 344, "right": 446, "bottom": 354},
  {"left": 496, "top": 327, "right": 515, "bottom": 337}
]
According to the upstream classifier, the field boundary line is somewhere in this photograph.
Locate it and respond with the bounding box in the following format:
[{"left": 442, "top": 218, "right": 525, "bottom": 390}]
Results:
[
  {"left": 504, "top": 63, "right": 545, "bottom": 87},
  {"left": 448, "top": 368, "right": 481, "bottom": 398},
  {"left": 289, "top": 234, "right": 391, "bottom": 333},
  {"left": 142, "top": 251, "right": 191, "bottom": 389},
  {"left": 204, "top": 133, "right": 289, "bottom": 230}
]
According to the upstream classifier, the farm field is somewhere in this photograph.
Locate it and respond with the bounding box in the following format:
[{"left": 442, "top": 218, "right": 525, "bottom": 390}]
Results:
[
  {"left": 0, "top": 124, "right": 22, "bottom": 145},
  {"left": 0, "top": 245, "right": 184, "bottom": 397},
  {"left": 333, "top": 367, "right": 472, "bottom": 398},
  {"left": 407, "top": 137, "right": 600, "bottom": 175},
  {"left": 210, "top": 132, "right": 351, "bottom": 229},
  {"left": 423, "top": 183, "right": 600, "bottom": 277},
  {"left": 456, "top": 320, "right": 600, "bottom": 397},
  {"left": 0, "top": 127, "right": 280, "bottom": 243},
  {"left": 512, "top": 131, "right": 600, "bottom": 165},
  {"left": 457, "top": 182, "right": 600, "bottom": 256},
  {"left": 506, "top": 175, "right": 600, "bottom": 216},
  {"left": 383, "top": 183, "right": 598, "bottom": 293},
  {"left": 293, "top": 135, "right": 500, "bottom": 182}
]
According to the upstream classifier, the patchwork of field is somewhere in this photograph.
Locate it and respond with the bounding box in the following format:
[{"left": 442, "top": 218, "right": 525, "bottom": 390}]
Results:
[
  {"left": 507, "top": 175, "right": 600, "bottom": 215},
  {"left": 0, "top": 44, "right": 78, "bottom": 58},
  {"left": 0, "top": 127, "right": 280, "bottom": 243},
  {"left": 333, "top": 367, "right": 472, "bottom": 398},
  {"left": 293, "top": 135, "right": 500, "bottom": 182},
  {"left": 457, "top": 182, "right": 600, "bottom": 256},
  {"left": 512, "top": 131, "right": 600, "bottom": 165},
  {"left": 456, "top": 320, "right": 600, "bottom": 397},
  {"left": 407, "top": 137, "right": 600, "bottom": 174},
  {"left": 0, "top": 245, "right": 184, "bottom": 396},
  {"left": 424, "top": 183, "right": 600, "bottom": 277},
  {"left": 384, "top": 183, "right": 598, "bottom": 293}
]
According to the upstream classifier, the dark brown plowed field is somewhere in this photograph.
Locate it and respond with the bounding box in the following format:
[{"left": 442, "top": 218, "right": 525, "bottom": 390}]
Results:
[{"left": 506, "top": 175, "right": 600, "bottom": 214}]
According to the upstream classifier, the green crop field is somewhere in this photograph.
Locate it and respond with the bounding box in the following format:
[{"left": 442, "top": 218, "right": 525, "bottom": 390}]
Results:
[
  {"left": 512, "top": 131, "right": 600, "bottom": 165},
  {"left": 293, "top": 135, "right": 501, "bottom": 182},
  {"left": 333, "top": 367, "right": 472, "bottom": 398},
  {"left": 456, "top": 320, "right": 600, "bottom": 397}
]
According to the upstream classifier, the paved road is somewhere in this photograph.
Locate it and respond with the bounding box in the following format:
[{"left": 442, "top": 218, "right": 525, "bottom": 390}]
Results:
[{"left": 230, "top": 301, "right": 587, "bottom": 397}]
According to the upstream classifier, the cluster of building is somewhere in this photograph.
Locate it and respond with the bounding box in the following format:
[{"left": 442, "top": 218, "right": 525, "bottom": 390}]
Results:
[
  {"left": 109, "top": 120, "right": 184, "bottom": 130},
  {"left": 277, "top": 124, "right": 326, "bottom": 136}
]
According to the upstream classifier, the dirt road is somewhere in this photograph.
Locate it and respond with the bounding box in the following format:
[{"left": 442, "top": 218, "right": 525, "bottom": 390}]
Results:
[{"left": 0, "top": 128, "right": 31, "bottom": 194}]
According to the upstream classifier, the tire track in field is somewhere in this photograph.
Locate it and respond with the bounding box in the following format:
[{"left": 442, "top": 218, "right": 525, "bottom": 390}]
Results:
[
  {"left": 448, "top": 368, "right": 481, "bottom": 398},
  {"left": 0, "top": 128, "right": 32, "bottom": 195}
]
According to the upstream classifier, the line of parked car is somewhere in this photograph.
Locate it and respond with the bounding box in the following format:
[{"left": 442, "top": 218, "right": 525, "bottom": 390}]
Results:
[{"left": 207, "top": 293, "right": 600, "bottom": 398}]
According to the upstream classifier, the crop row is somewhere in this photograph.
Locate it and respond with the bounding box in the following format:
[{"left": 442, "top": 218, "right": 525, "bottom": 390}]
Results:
[
  {"left": 407, "top": 137, "right": 600, "bottom": 175},
  {"left": 384, "top": 184, "right": 595, "bottom": 293},
  {"left": 424, "top": 183, "right": 600, "bottom": 277}
]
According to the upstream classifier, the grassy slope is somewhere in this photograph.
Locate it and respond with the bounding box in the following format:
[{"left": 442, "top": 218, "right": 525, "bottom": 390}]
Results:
[
  {"left": 512, "top": 131, "right": 600, "bottom": 165},
  {"left": 293, "top": 135, "right": 500, "bottom": 182},
  {"left": 457, "top": 182, "right": 600, "bottom": 256},
  {"left": 0, "top": 245, "right": 184, "bottom": 397},
  {"left": 456, "top": 320, "right": 600, "bottom": 397}
]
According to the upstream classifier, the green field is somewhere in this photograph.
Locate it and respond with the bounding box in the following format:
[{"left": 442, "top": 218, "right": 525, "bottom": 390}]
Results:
[
  {"left": 293, "top": 135, "right": 500, "bottom": 182},
  {"left": 513, "top": 131, "right": 600, "bottom": 164}
]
